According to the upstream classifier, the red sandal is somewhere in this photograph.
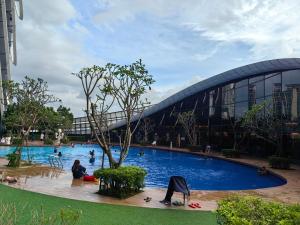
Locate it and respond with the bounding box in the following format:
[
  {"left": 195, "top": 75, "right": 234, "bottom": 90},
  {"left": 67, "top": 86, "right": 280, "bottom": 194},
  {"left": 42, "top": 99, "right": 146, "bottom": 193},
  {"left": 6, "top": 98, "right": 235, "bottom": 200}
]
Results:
[
  {"left": 194, "top": 203, "right": 201, "bottom": 208},
  {"left": 188, "top": 203, "right": 196, "bottom": 208}
]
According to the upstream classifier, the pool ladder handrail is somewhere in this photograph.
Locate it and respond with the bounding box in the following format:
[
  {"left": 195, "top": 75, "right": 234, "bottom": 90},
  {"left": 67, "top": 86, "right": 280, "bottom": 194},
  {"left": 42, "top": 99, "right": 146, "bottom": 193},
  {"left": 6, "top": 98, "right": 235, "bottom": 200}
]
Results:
[{"left": 48, "top": 155, "right": 63, "bottom": 169}]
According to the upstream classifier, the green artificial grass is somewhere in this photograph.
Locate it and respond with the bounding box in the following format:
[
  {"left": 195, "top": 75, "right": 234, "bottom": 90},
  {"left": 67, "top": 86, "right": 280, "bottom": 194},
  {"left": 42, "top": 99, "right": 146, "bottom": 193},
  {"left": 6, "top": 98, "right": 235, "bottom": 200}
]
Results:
[{"left": 0, "top": 184, "right": 217, "bottom": 225}]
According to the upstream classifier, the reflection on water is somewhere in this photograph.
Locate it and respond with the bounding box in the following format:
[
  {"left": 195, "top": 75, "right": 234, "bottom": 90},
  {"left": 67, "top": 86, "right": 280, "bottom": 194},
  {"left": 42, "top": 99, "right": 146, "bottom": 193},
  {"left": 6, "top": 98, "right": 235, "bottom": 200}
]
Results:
[
  {"left": 71, "top": 178, "right": 84, "bottom": 187},
  {"left": 0, "top": 166, "right": 64, "bottom": 185},
  {"left": 0, "top": 145, "right": 286, "bottom": 190}
]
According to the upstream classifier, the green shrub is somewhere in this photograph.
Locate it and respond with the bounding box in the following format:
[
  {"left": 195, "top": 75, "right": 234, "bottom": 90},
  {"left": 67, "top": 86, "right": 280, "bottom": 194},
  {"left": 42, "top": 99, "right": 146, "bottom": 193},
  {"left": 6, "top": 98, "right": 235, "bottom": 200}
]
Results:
[
  {"left": 12, "top": 137, "right": 23, "bottom": 145},
  {"left": 93, "top": 166, "right": 147, "bottom": 198},
  {"left": 29, "top": 133, "right": 40, "bottom": 141},
  {"left": 44, "top": 138, "right": 54, "bottom": 145},
  {"left": 139, "top": 140, "right": 149, "bottom": 146},
  {"left": 217, "top": 195, "right": 300, "bottom": 225},
  {"left": 222, "top": 149, "right": 240, "bottom": 158},
  {"left": 68, "top": 135, "right": 87, "bottom": 142},
  {"left": 187, "top": 145, "right": 202, "bottom": 152},
  {"left": 7, "top": 149, "right": 21, "bottom": 167},
  {"left": 61, "top": 136, "right": 69, "bottom": 144},
  {"left": 48, "top": 133, "right": 56, "bottom": 140},
  {"left": 269, "top": 156, "right": 291, "bottom": 169}
]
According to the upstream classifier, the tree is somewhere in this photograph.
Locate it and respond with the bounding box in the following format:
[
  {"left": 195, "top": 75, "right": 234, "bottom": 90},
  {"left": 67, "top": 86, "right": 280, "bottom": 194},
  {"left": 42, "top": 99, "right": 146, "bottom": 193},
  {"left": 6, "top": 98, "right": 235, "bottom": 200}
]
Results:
[
  {"left": 177, "top": 111, "right": 197, "bottom": 146},
  {"left": 138, "top": 117, "right": 154, "bottom": 144},
  {"left": 223, "top": 107, "right": 245, "bottom": 151},
  {"left": 37, "top": 107, "right": 60, "bottom": 140},
  {"left": 75, "top": 60, "right": 154, "bottom": 168},
  {"left": 3, "top": 76, "right": 59, "bottom": 164},
  {"left": 56, "top": 105, "right": 74, "bottom": 132},
  {"left": 241, "top": 100, "right": 285, "bottom": 156},
  {"left": 36, "top": 106, "right": 73, "bottom": 144},
  {"left": 39, "top": 106, "right": 74, "bottom": 136}
]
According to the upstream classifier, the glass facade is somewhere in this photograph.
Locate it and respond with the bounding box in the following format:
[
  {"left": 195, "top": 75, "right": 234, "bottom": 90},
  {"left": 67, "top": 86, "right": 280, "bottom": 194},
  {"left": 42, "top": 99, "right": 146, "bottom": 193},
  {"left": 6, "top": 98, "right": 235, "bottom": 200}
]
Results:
[
  {"left": 66, "top": 110, "right": 128, "bottom": 135},
  {"left": 66, "top": 106, "right": 153, "bottom": 135},
  {"left": 69, "top": 69, "right": 300, "bottom": 161},
  {"left": 128, "top": 69, "right": 300, "bottom": 160}
]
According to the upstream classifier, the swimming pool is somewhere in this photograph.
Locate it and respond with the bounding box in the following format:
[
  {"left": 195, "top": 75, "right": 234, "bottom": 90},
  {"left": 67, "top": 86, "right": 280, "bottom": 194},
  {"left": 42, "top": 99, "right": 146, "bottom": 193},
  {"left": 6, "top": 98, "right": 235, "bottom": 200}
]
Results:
[{"left": 0, "top": 145, "right": 286, "bottom": 190}]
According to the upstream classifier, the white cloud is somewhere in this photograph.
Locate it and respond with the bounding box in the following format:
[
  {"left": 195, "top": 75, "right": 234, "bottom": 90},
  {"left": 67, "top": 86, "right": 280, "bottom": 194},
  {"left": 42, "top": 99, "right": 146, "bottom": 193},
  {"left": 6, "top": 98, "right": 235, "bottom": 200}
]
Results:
[
  {"left": 93, "top": 0, "right": 300, "bottom": 60},
  {"left": 93, "top": 0, "right": 179, "bottom": 26},
  {"left": 13, "top": 0, "right": 102, "bottom": 117},
  {"left": 23, "top": 0, "right": 76, "bottom": 26},
  {"left": 145, "top": 75, "right": 205, "bottom": 106},
  {"left": 187, "top": 0, "right": 300, "bottom": 59},
  {"left": 12, "top": 0, "right": 300, "bottom": 117}
]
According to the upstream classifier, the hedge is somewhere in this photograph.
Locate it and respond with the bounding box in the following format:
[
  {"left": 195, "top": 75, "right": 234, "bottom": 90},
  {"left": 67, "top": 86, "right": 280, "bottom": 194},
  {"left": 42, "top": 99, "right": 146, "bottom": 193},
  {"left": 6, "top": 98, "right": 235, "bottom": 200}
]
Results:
[
  {"left": 61, "top": 136, "right": 69, "bottom": 144},
  {"left": 68, "top": 136, "right": 88, "bottom": 142},
  {"left": 7, "top": 149, "right": 21, "bottom": 167},
  {"left": 93, "top": 166, "right": 147, "bottom": 198},
  {"left": 12, "top": 137, "right": 23, "bottom": 145},
  {"left": 217, "top": 195, "right": 300, "bottom": 225},
  {"left": 268, "top": 156, "right": 291, "bottom": 169},
  {"left": 222, "top": 149, "right": 240, "bottom": 158},
  {"left": 44, "top": 138, "right": 54, "bottom": 145},
  {"left": 187, "top": 145, "right": 203, "bottom": 152}
]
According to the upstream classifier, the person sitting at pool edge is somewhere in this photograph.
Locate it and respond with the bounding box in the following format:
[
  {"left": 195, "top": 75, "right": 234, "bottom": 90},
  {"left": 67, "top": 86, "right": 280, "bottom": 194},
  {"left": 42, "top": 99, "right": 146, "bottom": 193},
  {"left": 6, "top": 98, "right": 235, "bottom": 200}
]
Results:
[
  {"left": 258, "top": 166, "right": 268, "bottom": 175},
  {"left": 72, "top": 160, "right": 87, "bottom": 179}
]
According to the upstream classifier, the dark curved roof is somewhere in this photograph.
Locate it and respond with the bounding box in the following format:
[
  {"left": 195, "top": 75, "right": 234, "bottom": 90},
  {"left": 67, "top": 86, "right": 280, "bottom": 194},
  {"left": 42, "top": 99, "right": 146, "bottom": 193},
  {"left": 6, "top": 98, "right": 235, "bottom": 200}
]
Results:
[{"left": 110, "top": 58, "right": 300, "bottom": 129}]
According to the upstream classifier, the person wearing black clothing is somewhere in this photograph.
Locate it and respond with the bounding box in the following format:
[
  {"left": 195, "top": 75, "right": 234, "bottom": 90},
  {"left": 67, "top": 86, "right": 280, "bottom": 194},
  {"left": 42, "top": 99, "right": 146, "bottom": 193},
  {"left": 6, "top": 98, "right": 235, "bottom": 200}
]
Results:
[
  {"left": 160, "top": 176, "right": 190, "bottom": 205},
  {"left": 89, "top": 150, "right": 95, "bottom": 164},
  {"left": 89, "top": 157, "right": 95, "bottom": 163},
  {"left": 71, "top": 160, "right": 86, "bottom": 179},
  {"left": 89, "top": 150, "right": 95, "bottom": 158}
]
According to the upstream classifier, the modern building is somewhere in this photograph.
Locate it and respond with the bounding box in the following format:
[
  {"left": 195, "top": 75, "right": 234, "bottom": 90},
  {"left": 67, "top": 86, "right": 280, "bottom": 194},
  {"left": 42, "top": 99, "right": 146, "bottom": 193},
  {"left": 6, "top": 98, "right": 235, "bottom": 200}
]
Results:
[
  {"left": 68, "top": 110, "right": 129, "bottom": 136},
  {"left": 109, "top": 58, "right": 300, "bottom": 160},
  {"left": 71, "top": 58, "right": 300, "bottom": 161},
  {"left": 67, "top": 105, "right": 153, "bottom": 136},
  {"left": 0, "top": 0, "right": 23, "bottom": 115}
]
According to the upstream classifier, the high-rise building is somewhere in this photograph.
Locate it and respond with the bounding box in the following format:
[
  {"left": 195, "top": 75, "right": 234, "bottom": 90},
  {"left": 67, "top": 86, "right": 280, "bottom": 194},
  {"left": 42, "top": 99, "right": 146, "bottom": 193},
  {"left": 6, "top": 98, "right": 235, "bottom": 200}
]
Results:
[{"left": 0, "top": 0, "right": 23, "bottom": 116}]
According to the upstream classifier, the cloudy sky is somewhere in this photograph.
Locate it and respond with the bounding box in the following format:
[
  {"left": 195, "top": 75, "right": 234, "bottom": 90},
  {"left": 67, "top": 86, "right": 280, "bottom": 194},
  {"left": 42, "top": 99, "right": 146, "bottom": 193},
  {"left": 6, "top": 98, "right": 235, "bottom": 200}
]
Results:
[{"left": 12, "top": 0, "right": 300, "bottom": 116}]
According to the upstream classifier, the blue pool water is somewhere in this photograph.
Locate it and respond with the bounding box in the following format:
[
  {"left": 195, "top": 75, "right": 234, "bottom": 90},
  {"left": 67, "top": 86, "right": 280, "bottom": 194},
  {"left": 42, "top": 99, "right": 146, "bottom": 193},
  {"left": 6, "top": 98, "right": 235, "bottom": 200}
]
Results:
[{"left": 0, "top": 145, "right": 286, "bottom": 190}]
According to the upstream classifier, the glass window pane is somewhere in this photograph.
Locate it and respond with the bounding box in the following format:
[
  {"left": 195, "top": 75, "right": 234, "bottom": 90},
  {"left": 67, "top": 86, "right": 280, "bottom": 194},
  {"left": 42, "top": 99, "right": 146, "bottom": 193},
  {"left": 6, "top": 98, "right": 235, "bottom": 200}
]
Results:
[
  {"left": 282, "top": 70, "right": 300, "bottom": 121},
  {"left": 249, "top": 80, "right": 264, "bottom": 101},
  {"left": 282, "top": 70, "right": 300, "bottom": 91},
  {"left": 249, "top": 96, "right": 265, "bottom": 108},
  {"left": 236, "top": 79, "right": 248, "bottom": 88},
  {"left": 222, "top": 104, "right": 234, "bottom": 119},
  {"left": 265, "top": 96, "right": 281, "bottom": 118},
  {"left": 235, "top": 101, "right": 248, "bottom": 119},
  {"left": 209, "top": 90, "right": 215, "bottom": 108},
  {"left": 249, "top": 75, "right": 264, "bottom": 83},
  {"left": 222, "top": 83, "right": 235, "bottom": 92},
  {"left": 235, "top": 86, "right": 248, "bottom": 102},
  {"left": 265, "top": 73, "right": 281, "bottom": 96},
  {"left": 209, "top": 88, "right": 221, "bottom": 116},
  {"left": 265, "top": 72, "right": 280, "bottom": 79},
  {"left": 222, "top": 84, "right": 235, "bottom": 105},
  {"left": 209, "top": 107, "right": 215, "bottom": 116}
]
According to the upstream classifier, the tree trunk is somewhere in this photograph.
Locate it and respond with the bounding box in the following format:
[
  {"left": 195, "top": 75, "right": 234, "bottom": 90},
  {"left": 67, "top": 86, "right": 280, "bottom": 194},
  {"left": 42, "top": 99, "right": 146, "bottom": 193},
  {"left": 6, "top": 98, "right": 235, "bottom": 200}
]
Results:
[
  {"left": 101, "top": 149, "right": 105, "bottom": 169},
  {"left": 233, "top": 131, "right": 237, "bottom": 151}
]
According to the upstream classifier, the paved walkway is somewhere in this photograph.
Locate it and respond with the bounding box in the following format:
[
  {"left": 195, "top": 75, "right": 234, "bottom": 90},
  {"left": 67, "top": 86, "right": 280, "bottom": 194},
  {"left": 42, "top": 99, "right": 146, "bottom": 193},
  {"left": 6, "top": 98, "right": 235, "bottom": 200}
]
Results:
[{"left": 1, "top": 146, "right": 300, "bottom": 211}]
